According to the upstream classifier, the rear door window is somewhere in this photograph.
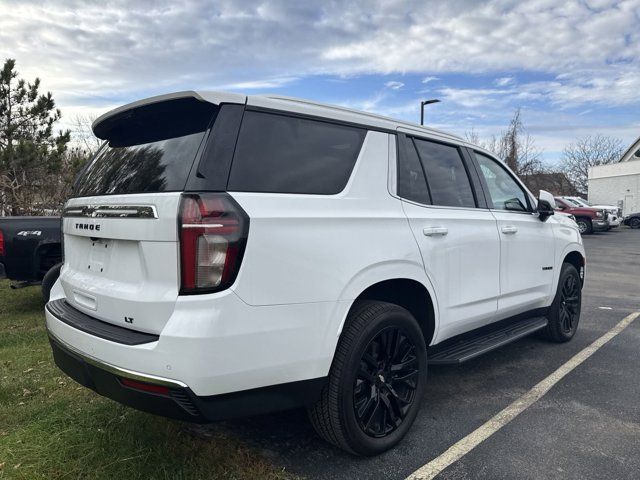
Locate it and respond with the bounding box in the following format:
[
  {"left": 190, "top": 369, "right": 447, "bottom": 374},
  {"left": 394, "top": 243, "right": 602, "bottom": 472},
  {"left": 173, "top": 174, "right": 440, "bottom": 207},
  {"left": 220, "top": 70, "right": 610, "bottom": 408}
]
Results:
[
  {"left": 397, "top": 134, "right": 430, "bottom": 204},
  {"left": 74, "top": 98, "right": 218, "bottom": 197},
  {"left": 413, "top": 138, "right": 476, "bottom": 208},
  {"left": 227, "top": 111, "right": 366, "bottom": 194}
]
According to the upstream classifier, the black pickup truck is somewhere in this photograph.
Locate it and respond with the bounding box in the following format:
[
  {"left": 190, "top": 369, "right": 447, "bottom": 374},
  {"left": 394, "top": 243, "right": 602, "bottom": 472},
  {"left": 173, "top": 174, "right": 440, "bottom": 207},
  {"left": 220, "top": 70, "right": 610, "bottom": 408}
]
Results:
[{"left": 0, "top": 216, "right": 62, "bottom": 300}]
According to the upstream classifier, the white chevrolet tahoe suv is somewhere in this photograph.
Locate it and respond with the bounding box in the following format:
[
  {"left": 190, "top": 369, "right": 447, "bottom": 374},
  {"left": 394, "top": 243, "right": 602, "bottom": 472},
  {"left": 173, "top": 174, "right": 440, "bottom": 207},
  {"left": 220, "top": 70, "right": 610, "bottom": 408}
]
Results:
[{"left": 46, "top": 91, "right": 585, "bottom": 455}]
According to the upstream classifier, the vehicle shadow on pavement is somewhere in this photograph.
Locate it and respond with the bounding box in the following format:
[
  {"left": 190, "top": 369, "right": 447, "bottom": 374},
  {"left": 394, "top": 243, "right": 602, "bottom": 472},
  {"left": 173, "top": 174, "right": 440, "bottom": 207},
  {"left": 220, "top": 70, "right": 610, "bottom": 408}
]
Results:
[{"left": 190, "top": 331, "right": 598, "bottom": 480}]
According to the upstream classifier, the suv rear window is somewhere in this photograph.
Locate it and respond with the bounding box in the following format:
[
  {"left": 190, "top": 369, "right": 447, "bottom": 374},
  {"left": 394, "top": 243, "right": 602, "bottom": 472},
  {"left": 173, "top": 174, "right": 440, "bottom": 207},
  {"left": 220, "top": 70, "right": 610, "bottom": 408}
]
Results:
[
  {"left": 227, "top": 111, "right": 366, "bottom": 194},
  {"left": 74, "top": 98, "right": 218, "bottom": 197}
]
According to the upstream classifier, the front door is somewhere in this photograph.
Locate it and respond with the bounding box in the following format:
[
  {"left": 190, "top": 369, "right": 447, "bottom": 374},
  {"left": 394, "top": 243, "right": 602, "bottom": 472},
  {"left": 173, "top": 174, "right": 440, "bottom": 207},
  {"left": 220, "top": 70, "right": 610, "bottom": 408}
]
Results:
[{"left": 471, "top": 151, "right": 556, "bottom": 315}]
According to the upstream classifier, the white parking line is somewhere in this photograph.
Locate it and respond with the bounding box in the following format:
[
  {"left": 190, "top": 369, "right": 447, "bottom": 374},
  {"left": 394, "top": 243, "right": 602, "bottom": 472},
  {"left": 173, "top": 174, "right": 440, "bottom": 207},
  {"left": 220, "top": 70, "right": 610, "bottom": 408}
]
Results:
[{"left": 406, "top": 311, "right": 640, "bottom": 480}]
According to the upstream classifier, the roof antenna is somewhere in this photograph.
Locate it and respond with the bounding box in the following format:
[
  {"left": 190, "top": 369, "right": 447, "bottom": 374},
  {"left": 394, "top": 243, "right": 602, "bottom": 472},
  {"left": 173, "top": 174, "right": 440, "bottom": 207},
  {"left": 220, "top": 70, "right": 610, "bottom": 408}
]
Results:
[{"left": 420, "top": 99, "right": 441, "bottom": 125}]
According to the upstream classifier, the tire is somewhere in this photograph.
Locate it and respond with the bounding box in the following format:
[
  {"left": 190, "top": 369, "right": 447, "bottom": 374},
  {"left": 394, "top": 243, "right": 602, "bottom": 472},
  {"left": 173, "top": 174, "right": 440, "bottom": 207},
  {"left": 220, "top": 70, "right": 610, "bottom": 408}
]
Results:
[
  {"left": 543, "top": 263, "right": 581, "bottom": 343},
  {"left": 629, "top": 218, "right": 640, "bottom": 229},
  {"left": 308, "top": 301, "right": 427, "bottom": 456},
  {"left": 42, "top": 262, "right": 62, "bottom": 303},
  {"left": 575, "top": 218, "right": 593, "bottom": 235}
]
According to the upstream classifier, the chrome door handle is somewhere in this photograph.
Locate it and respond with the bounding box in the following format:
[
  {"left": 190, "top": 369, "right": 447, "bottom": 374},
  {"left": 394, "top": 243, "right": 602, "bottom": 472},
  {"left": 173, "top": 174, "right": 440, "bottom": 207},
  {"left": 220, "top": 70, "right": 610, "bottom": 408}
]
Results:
[
  {"left": 423, "top": 227, "right": 448, "bottom": 237},
  {"left": 501, "top": 225, "right": 518, "bottom": 234}
]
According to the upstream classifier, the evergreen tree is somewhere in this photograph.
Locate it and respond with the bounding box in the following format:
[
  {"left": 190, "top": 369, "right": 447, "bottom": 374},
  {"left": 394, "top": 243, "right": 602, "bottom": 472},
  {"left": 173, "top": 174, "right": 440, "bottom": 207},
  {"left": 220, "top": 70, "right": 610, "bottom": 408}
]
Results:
[{"left": 0, "top": 58, "right": 70, "bottom": 215}]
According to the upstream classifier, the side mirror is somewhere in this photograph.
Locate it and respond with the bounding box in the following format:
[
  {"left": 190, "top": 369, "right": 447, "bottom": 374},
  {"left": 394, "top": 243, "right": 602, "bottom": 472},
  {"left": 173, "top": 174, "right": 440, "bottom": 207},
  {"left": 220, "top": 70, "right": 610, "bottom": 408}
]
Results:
[
  {"left": 537, "top": 190, "right": 555, "bottom": 222},
  {"left": 538, "top": 190, "right": 556, "bottom": 209}
]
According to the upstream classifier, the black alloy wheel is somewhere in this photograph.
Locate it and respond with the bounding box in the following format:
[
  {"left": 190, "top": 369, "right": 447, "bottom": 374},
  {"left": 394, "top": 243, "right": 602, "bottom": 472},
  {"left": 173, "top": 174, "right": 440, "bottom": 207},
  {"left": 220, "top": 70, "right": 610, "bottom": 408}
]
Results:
[
  {"left": 354, "top": 326, "right": 419, "bottom": 438},
  {"left": 558, "top": 272, "right": 580, "bottom": 334},
  {"left": 543, "top": 262, "right": 582, "bottom": 342},
  {"left": 308, "top": 300, "right": 427, "bottom": 455}
]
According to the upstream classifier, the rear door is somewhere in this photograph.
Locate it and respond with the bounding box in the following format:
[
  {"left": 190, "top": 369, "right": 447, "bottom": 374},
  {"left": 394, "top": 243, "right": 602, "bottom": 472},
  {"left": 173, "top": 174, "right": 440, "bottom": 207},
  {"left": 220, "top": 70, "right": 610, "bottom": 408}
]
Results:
[
  {"left": 397, "top": 133, "right": 500, "bottom": 341},
  {"left": 469, "top": 150, "right": 555, "bottom": 314},
  {"left": 60, "top": 96, "right": 224, "bottom": 334}
]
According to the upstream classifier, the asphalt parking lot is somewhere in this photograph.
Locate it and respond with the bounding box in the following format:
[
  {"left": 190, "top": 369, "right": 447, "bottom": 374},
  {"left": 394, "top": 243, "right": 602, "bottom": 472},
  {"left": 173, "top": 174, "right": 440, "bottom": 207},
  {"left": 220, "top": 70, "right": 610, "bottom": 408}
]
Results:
[{"left": 216, "top": 227, "right": 640, "bottom": 480}]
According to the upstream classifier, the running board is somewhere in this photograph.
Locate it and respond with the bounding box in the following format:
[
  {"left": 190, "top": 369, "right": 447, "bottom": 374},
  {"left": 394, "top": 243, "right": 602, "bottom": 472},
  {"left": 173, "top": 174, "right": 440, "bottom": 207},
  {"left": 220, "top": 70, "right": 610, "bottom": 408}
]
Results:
[{"left": 428, "top": 316, "right": 548, "bottom": 365}]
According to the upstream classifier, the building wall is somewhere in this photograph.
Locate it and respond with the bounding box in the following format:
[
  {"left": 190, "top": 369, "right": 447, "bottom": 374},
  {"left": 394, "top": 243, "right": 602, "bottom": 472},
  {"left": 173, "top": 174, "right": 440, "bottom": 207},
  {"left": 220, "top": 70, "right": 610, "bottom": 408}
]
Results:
[
  {"left": 588, "top": 160, "right": 640, "bottom": 216},
  {"left": 589, "top": 160, "right": 640, "bottom": 179},
  {"left": 588, "top": 174, "right": 640, "bottom": 216}
]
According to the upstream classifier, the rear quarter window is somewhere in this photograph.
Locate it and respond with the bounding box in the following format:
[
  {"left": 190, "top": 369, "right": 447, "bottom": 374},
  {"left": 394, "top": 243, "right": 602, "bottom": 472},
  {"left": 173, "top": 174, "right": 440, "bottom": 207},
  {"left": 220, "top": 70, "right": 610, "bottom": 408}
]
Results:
[{"left": 227, "top": 111, "right": 366, "bottom": 194}]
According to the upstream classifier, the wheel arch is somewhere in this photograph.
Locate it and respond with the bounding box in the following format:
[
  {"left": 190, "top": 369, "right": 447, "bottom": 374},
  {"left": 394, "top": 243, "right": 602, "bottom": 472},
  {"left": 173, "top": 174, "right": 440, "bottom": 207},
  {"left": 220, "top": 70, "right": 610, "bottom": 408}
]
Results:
[
  {"left": 563, "top": 250, "right": 585, "bottom": 283},
  {"left": 33, "top": 240, "right": 62, "bottom": 279},
  {"left": 336, "top": 264, "right": 439, "bottom": 348},
  {"left": 552, "top": 247, "right": 586, "bottom": 298},
  {"left": 354, "top": 279, "right": 436, "bottom": 346}
]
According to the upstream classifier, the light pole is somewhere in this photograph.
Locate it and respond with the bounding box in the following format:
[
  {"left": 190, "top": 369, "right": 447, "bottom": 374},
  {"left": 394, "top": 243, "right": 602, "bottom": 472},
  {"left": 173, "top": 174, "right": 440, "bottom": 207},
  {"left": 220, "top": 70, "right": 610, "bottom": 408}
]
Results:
[{"left": 420, "top": 99, "right": 441, "bottom": 125}]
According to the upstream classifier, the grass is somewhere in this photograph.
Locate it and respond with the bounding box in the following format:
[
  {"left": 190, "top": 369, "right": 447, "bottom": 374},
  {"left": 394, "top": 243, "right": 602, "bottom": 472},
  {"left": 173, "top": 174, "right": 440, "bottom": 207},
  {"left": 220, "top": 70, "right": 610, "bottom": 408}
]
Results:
[{"left": 0, "top": 280, "right": 292, "bottom": 479}]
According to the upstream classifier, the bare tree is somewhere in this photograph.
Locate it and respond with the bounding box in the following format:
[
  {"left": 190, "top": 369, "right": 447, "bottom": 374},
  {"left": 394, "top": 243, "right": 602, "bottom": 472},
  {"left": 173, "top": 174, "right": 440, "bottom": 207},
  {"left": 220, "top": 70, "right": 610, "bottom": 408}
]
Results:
[
  {"left": 70, "top": 114, "right": 102, "bottom": 156},
  {"left": 464, "top": 128, "right": 498, "bottom": 153},
  {"left": 464, "top": 128, "right": 481, "bottom": 146},
  {"left": 465, "top": 109, "right": 543, "bottom": 176},
  {"left": 495, "top": 109, "right": 543, "bottom": 176},
  {"left": 559, "top": 135, "right": 624, "bottom": 194}
]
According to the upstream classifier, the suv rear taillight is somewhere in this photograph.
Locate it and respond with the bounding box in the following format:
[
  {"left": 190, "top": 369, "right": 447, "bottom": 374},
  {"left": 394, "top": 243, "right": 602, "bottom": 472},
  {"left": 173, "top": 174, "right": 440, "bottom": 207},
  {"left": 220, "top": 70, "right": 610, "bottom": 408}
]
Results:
[
  {"left": 179, "top": 193, "right": 249, "bottom": 294},
  {"left": 0, "top": 229, "right": 4, "bottom": 257}
]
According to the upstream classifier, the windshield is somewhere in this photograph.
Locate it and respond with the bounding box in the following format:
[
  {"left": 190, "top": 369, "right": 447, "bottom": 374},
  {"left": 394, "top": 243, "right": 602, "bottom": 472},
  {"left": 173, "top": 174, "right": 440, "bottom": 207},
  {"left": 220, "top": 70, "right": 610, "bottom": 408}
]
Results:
[
  {"left": 564, "top": 198, "right": 584, "bottom": 207},
  {"left": 572, "top": 197, "right": 592, "bottom": 206},
  {"left": 74, "top": 98, "right": 218, "bottom": 197}
]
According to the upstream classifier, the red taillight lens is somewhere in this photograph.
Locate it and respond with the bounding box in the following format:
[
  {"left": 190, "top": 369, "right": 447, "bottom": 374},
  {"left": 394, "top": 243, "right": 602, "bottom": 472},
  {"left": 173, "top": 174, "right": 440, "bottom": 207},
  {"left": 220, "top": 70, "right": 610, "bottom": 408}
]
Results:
[
  {"left": 179, "top": 193, "right": 249, "bottom": 294},
  {"left": 0, "top": 229, "right": 4, "bottom": 256}
]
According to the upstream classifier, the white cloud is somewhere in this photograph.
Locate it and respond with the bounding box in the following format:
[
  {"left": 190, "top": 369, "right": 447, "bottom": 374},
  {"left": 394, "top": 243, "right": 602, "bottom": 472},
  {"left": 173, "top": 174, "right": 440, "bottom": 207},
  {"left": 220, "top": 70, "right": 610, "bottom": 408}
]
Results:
[
  {"left": 217, "top": 77, "right": 299, "bottom": 90},
  {"left": 0, "top": 0, "right": 638, "bottom": 137},
  {"left": 438, "top": 87, "right": 516, "bottom": 108},
  {"left": 384, "top": 80, "right": 404, "bottom": 90},
  {"left": 494, "top": 76, "right": 515, "bottom": 87},
  {"left": 438, "top": 64, "right": 640, "bottom": 110}
]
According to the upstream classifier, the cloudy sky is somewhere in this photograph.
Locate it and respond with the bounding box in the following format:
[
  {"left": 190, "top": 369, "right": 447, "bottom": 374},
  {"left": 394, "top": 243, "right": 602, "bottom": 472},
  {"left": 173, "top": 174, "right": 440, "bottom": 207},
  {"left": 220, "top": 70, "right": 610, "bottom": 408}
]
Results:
[{"left": 1, "top": 0, "right": 639, "bottom": 163}]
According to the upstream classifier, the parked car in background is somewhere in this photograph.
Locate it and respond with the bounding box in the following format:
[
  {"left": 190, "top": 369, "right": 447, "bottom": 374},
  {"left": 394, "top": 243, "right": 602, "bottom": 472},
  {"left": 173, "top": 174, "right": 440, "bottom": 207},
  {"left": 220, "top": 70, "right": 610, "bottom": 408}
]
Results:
[
  {"left": 560, "top": 196, "right": 621, "bottom": 228},
  {"left": 0, "top": 216, "right": 63, "bottom": 301},
  {"left": 554, "top": 197, "right": 609, "bottom": 234},
  {"left": 45, "top": 91, "right": 586, "bottom": 456},
  {"left": 622, "top": 212, "right": 640, "bottom": 228}
]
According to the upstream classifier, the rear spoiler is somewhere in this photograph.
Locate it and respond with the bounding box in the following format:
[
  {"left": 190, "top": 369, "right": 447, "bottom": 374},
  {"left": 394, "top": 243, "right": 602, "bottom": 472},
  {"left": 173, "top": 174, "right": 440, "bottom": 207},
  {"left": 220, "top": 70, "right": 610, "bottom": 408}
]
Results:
[{"left": 92, "top": 91, "right": 246, "bottom": 139}]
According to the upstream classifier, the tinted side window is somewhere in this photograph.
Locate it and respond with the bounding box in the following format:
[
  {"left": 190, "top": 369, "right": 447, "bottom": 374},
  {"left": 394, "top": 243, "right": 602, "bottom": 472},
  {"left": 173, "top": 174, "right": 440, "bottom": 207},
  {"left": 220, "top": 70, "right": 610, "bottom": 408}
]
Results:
[
  {"left": 474, "top": 152, "right": 530, "bottom": 212},
  {"left": 413, "top": 139, "right": 476, "bottom": 208},
  {"left": 228, "top": 111, "right": 366, "bottom": 194},
  {"left": 397, "top": 135, "right": 430, "bottom": 204}
]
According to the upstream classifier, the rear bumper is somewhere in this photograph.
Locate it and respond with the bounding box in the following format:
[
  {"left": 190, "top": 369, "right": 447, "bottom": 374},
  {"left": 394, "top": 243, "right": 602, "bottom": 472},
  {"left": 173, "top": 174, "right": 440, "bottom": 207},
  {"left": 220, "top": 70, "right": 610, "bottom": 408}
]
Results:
[
  {"left": 49, "top": 331, "right": 326, "bottom": 422},
  {"left": 49, "top": 332, "right": 201, "bottom": 421},
  {"left": 45, "top": 289, "right": 338, "bottom": 397}
]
